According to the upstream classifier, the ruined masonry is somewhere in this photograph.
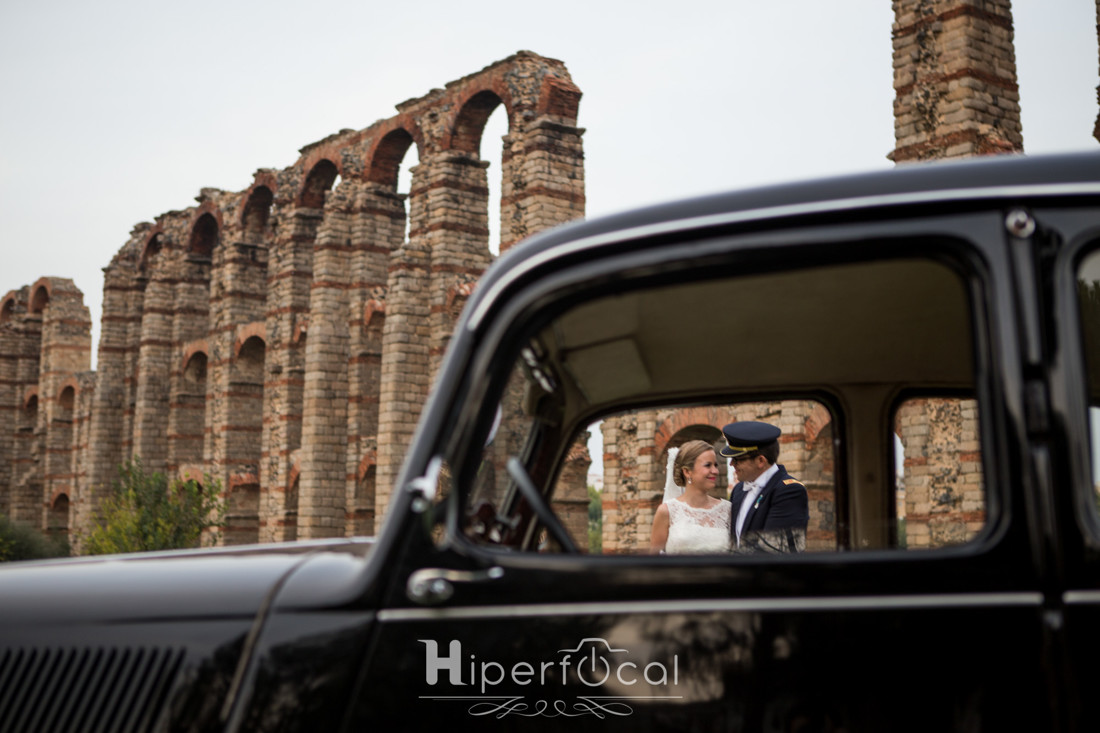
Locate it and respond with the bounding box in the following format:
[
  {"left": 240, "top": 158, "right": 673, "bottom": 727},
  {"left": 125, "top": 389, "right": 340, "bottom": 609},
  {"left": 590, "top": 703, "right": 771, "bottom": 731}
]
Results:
[{"left": 0, "top": 52, "right": 585, "bottom": 547}]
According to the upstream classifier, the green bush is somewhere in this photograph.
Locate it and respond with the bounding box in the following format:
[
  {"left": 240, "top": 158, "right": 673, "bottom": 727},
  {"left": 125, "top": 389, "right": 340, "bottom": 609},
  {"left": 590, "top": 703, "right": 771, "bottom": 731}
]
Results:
[
  {"left": 82, "top": 458, "right": 224, "bottom": 555},
  {"left": 587, "top": 485, "right": 602, "bottom": 553},
  {"left": 0, "top": 515, "right": 69, "bottom": 562}
]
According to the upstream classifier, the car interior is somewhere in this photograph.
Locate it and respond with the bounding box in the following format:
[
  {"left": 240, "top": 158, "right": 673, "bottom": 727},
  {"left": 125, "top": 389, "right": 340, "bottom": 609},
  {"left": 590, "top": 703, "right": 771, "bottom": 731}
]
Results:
[{"left": 450, "top": 240, "right": 987, "bottom": 557}]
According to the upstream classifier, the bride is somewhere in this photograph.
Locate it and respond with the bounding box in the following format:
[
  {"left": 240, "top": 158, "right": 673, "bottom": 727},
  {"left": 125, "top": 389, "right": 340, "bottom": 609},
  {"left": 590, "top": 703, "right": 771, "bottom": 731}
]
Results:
[{"left": 650, "top": 440, "right": 732, "bottom": 553}]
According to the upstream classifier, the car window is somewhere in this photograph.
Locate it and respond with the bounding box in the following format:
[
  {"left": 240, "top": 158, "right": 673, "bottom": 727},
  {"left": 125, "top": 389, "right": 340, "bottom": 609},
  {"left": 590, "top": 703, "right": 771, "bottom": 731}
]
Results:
[
  {"left": 458, "top": 250, "right": 988, "bottom": 557},
  {"left": 1076, "top": 247, "right": 1100, "bottom": 522}
]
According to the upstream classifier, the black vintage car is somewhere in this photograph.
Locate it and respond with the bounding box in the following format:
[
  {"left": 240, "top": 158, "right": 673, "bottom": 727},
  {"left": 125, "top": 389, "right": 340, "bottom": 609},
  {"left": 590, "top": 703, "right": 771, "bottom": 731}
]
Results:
[{"left": 2, "top": 152, "right": 1100, "bottom": 732}]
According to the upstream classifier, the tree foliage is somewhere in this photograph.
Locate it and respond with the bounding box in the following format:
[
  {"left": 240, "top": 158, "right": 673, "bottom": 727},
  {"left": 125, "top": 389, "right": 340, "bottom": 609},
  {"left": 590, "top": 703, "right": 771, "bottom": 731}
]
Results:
[
  {"left": 587, "top": 484, "right": 602, "bottom": 553},
  {"left": 83, "top": 458, "right": 224, "bottom": 555},
  {"left": 0, "top": 515, "right": 69, "bottom": 562}
]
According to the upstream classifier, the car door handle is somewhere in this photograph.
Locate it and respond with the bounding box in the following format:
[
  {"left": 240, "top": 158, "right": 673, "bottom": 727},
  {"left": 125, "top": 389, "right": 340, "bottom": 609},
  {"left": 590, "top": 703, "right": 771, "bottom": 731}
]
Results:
[{"left": 406, "top": 566, "right": 504, "bottom": 605}]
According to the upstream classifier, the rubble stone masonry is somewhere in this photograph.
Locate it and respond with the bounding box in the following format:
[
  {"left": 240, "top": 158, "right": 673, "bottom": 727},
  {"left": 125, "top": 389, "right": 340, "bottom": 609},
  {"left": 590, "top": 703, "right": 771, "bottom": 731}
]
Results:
[{"left": 0, "top": 52, "right": 585, "bottom": 547}]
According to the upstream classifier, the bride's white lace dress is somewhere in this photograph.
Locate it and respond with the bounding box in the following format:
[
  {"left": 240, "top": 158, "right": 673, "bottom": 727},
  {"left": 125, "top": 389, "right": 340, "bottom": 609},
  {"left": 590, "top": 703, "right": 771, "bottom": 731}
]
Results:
[{"left": 665, "top": 499, "right": 732, "bottom": 554}]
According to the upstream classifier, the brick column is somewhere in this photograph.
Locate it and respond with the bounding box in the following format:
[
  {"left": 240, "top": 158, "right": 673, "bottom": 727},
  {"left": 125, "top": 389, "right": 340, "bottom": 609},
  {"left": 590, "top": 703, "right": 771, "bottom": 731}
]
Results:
[
  {"left": 346, "top": 184, "right": 404, "bottom": 536},
  {"left": 890, "top": 0, "right": 1023, "bottom": 162},
  {"left": 36, "top": 280, "right": 92, "bottom": 531},
  {"left": 0, "top": 289, "right": 27, "bottom": 518},
  {"left": 424, "top": 152, "right": 493, "bottom": 381},
  {"left": 259, "top": 199, "right": 314, "bottom": 542},
  {"left": 132, "top": 275, "right": 174, "bottom": 472},
  {"left": 81, "top": 244, "right": 144, "bottom": 537},
  {"left": 376, "top": 162, "right": 433, "bottom": 521},
  {"left": 500, "top": 116, "right": 586, "bottom": 252},
  {"left": 299, "top": 180, "right": 357, "bottom": 538}
]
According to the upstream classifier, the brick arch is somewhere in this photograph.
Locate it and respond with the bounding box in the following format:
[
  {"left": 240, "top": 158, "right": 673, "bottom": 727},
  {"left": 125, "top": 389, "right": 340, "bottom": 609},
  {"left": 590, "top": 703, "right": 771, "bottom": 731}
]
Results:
[
  {"left": 189, "top": 202, "right": 222, "bottom": 258},
  {"left": 449, "top": 89, "right": 507, "bottom": 155},
  {"left": 804, "top": 403, "right": 833, "bottom": 445},
  {"left": 29, "top": 280, "right": 51, "bottom": 314},
  {"left": 363, "top": 299, "right": 385, "bottom": 328},
  {"left": 49, "top": 489, "right": 70, "bottom": 508},
  {"left": 56, "top": 377, "right": 80, "bottom": 402},
  {"left": 233, "top": 322, "right": 267, "bottom": 359},
  {"left": 182, "top": 339, "right": 210, "bottom": 371},
  {"left": 364, "top": 123, "right": 422, "bottom": 188},
  {"left": 0, "top": 292, "right": 18, "bottom": 323},
  {"left": 356, "top": 450, "right": 377, "bottom": 483},
  {"left": 139, "top": 225, "right": 166, "bottom": 271},
  {"left": 240, "top": 183, "right": 275, "bottom": 241},
  {"left": 292, "top": 321, "right": 308, "bottom": 346},
  {"left": 297, "top": 155, "right": 342, "bottom": 208},
  {"left": 22, "top": 386, "right": 39, "bottom": 410},
  {"left": 654, "top": 406, "right": 733, "bottom": 456}
]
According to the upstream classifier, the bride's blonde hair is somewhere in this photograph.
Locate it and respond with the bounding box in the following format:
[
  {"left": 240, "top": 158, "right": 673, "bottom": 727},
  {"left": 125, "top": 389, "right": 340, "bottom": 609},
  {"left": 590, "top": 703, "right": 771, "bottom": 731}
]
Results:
[{"left": 673, "top": 440, "right": 715, "bottom": 487}]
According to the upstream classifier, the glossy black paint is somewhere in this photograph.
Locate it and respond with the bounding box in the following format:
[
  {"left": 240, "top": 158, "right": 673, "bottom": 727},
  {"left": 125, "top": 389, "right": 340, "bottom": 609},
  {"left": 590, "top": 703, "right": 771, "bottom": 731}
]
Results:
[{"left": 0, "top": 152, "right": 1097, "bottom": 732}]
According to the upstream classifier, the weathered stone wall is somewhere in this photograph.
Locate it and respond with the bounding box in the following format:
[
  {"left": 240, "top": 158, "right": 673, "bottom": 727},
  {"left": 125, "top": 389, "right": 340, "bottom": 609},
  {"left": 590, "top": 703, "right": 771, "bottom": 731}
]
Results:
[
  {"left": 0, "top": 52, "right": 585, "bottom": 547},
  {"left": 890, "top": 0, "right": 1023, "bottom": 161},
  {"left": 0, "top": 280, "right": 92, "bottom": 537}
]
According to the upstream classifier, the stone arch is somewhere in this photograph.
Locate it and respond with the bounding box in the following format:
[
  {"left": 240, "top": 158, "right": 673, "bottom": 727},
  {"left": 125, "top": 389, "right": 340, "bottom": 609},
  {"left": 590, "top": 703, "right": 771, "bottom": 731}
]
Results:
[
  {"left": 450, "top": 90, "right": 506, "bottom": 155},
  {"left": 140, "top": 228, "right": 165, "bottom": 271},
  {"left": 658, "top": 423, "right": 728, "bottom": 496},
  {"left": 225, "top": 476, "right": 260, "bottom": 546},
  {"left": 365, "top": 127, "right": 418, "bottom": 188},
  {"left": 363, "top": 299, "right": 385, "bottom": 329},
  {"left": 29, "top": 283, "right": 50, "bottom": 314},
  {"left": 0, "top": 294, "right": 16, "bottom": 323},
  {"left": 173, "top": 347, "right": 209, "bottom": 468},
  {"left": 228, "top": 336, "right": 265, "bottom": 522},
  {"left": 47, "top": 492, "right": 69, "bottom": 537},
  {"left": 188, "top": 212, "right": 220, "bottom": 258},
  {"left": 22, "top": 388, "right": 38, "bottom": 415},
  {"left": 240, "top": 184, "right": 274, "bottom": 244},
  {"left": 285, "top": 461, "right": 301, "bottom": 541},
  {"left": 234, "top": 322, "right": 267, "bottom": 358},
  {"left": 298, "top": 158, "right": 340, "bottom": 209},
  {"left": 352, "top": 453, "right": 376, "bottom": 536},
  {"left": 56, "top": 383, "right": 76, "bottom": 418}
]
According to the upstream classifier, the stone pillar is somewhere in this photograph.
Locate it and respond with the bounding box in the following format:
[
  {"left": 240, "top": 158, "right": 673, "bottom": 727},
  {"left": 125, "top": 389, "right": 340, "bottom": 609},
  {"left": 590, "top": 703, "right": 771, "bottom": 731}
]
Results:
[
  {"left": 499, "top": 115, "right": 586, "bottom": 253},
  {"left": 36, "top": 279, "right": 92, "bottom": 531},
  {"left": 376, "top": 162, "right": 434, "bottom": 521},
  {"left": 259, "top": 195, "right": 314, "bottom": 542},
  {"left": 0, "top": 289, "right": 28, "bottom": 518},
  {"left": 897, "top": 397, "right": 983, "bottom": 548},
  {"left": 80, "top": 242, "right": 144, "bottom": 538},
  {"left": 0, "top": 289, "right": 40, "bottom": 524},
  {"left": 299, "top": 179, "right": 358, "bottom": 538},
  {"left": 890, "top": 0, "right": 1023, "bottom": 162},
  {"left": 132, "top": 273, "right": 174, "bottom": 472},
  {"left": 346, "top": 184, "right": 405, "bottom": 537},
  {"left": 424, "top": 152, "right": 493, "bottom": 382}
]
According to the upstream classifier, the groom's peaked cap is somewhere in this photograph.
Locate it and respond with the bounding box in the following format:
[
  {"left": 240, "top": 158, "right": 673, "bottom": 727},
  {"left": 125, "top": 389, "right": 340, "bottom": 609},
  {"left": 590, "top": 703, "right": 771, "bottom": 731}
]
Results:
[{"left": 719, "top": 421, "right": 780, "bottom": 458}]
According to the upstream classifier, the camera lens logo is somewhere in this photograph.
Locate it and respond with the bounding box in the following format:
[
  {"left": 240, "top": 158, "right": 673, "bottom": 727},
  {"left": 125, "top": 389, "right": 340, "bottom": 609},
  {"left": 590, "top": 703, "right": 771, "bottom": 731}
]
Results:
[{"left": 419, "top": 637, "right": 681, "bottom": 718}]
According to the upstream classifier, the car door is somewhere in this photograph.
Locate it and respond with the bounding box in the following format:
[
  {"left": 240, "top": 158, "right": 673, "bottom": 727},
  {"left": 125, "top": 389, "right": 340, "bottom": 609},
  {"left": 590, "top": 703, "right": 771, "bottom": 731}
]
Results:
[
  {"left": 1049, "top": 202, "right": 1100, "bottom": 732},
  {"left": 349, "top": 203, "right": 1053, "bottom": 732}
]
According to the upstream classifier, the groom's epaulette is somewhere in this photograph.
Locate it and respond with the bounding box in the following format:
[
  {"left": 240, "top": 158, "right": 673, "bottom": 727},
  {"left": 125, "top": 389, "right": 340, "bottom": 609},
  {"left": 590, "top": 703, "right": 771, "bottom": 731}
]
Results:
[{"left": 783, "top": 478, "right": 803, "bottom": 486}]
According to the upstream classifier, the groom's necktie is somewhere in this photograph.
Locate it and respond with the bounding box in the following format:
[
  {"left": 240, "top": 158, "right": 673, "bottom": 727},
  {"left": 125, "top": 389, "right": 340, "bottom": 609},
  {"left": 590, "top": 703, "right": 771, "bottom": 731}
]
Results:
[{"left": 736, "top": 481, "right": 762, "bottom": 543}]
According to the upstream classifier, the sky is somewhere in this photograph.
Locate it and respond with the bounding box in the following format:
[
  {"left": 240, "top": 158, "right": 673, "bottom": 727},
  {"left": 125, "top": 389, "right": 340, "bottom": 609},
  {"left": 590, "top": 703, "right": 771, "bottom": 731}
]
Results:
[{"left": 0, "top": 0, "right": 1097, "bottom": 369}]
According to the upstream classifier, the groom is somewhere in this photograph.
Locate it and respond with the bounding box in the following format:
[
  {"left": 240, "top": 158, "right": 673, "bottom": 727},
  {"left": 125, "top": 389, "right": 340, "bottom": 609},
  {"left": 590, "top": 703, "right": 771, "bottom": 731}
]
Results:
[{"left": 721, "top": 421, "right": 809, "bottom": 554}]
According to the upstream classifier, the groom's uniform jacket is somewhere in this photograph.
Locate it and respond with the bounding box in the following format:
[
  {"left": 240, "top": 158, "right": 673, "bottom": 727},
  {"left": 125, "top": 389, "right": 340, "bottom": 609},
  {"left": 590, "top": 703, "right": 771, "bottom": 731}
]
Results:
[{"left": 729, "top": 464, "right": 809, "bottom": 552}]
